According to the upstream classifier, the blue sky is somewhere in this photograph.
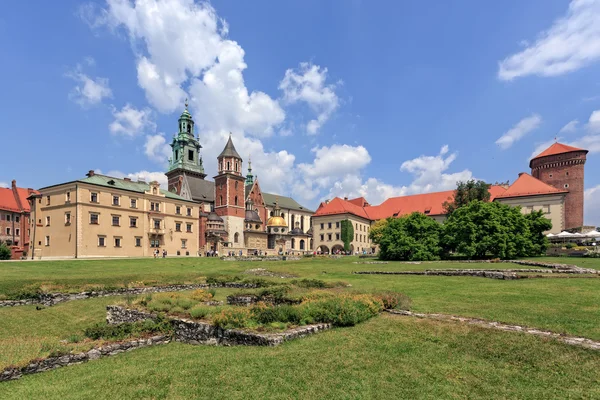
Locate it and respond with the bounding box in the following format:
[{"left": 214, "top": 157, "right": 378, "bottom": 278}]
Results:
[{"left": 1, "top": 0, "right": 600, "bottom": 224}]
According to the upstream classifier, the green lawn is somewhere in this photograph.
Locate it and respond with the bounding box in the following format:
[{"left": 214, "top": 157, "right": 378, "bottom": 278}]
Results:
[{"left": 0, "top": 256, "right": 599, "bottom": 398}]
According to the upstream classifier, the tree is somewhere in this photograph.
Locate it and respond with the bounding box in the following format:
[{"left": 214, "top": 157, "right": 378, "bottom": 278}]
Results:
[
  {"left": 443, "top": 180, "right": 491, "bottom": 214},
  {"left": 340, "top": 219, "right": 354, "bottom": 252},
  {"left": 378, "top": 212, "right": 443, "bottom": 261},
  {"left": 369, "top": 219, "right": 389, "bottom": 245},
  {"left": 442, "top": 201, "right": 551, "bottom": 259},
  {"left": 0, "top": 242, "right": 11, "bottom": 260}
]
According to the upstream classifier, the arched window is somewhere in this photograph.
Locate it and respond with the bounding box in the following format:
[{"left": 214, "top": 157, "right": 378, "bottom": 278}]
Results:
[
  {"left": 234, "top": 196, "right": 238, "bottom": 206},
  {"left": 235, "top": 162, "right": 238, "bottom": 171},
  {"left": 300, "top": 240, "right": 305, "bottom": 250},
  {"left": 234, "top": 232, "right": 239, "bottom": 243},
  {"left": 235, "top": 181, "right": 238, "bottom": 189},
  {"left": 220, "top": 195, "right": 223, "bottom": 206},
  {"left": 270, "top": 211, "right": 274, "bottom": 217},
  {"left": 291, "top": 238, "right": 295, "bottom": 249},
  {"left": 281, "top": 213, "right": 285, "bottom": 219},
  {"left": 291, "top": 215, "right": 295, "bottom": 230},
  {"left": 175, "top": 150, "right": 179, "bottom": 160},
  {"left": 187, "top": 124, "right": 190, "bottom": 133},
  {"left": 227, "top": 161, "right": 231, "bottom": 170}
]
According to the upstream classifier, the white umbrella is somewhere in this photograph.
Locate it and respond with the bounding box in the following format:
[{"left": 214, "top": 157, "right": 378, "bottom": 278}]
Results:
[
  {"left": 557, "top": 231, "right": 575, "bottom": 237},
  {"left": 584, "top": 230, "right": 600, "bottom": 238},
  {"left": 546, "top": 233, "right": 555, "bottom": 237}
]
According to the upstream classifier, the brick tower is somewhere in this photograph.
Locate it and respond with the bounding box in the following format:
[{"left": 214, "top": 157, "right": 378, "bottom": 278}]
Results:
[
  {"left": 214, "top": 134, "right": 246, "bottom": 248},
  {"left": 530, "top": 142, "right": 588, "bottom": 230}
]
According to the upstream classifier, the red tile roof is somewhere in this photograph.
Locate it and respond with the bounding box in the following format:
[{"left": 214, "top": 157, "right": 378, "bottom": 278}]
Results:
[
  {"left": 0, "top": 183, "right": 38, "bottom": 213},
  {"left": 531, "top": 142, "right": 586, "bottom": 160},
  {"left": 495, "top": 172, "right": 567, "bottom": 199},
  {"left": 347, "top": 197, "right": 369, "bottom": 207},
  {"left": 313, "top": 185, "right": 509, "bottom": 221}
]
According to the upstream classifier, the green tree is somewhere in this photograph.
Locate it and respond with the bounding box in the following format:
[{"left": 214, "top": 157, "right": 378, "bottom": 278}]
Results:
[
  {"left": 340, "top": 219, "right": 354, "bottom": 252},
  {"left": 0, "top": 242, "right": 11, "bottom": 260},
  {"left": 524, "top": 210, "right": 552, "bottom": 255},
  {"left": 378, "top": 212, "right": 443, "bottom": 261},
  {"left": 442, "top": 201, "right": 550, "bottom": 259},
  {"left": 369, "top": 219, "right": 389, "bottom": 245},
  {"left": 443, "top": 180, "right": 491, "bottom": 214}
]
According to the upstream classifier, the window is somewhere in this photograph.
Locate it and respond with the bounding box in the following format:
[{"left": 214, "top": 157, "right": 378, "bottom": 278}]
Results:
[
  {"left": 188, "top": 150, "right": 194, "bottom": 161},
  {"left": 328, "top": 234, "right": 332, "bottom": 241},
  {"left": 186, "top": 223, "right": 192, "bottom": 232},
  {"left": 153, "top": 219, "right": 161, "bottom": 229},
  {"left": 150, "top": 239, "right": 161, "bottom": 248},
  {"left": 235, "top": 162, "right": 238, "bottom": 171},
  {"left": 336, "top": 221, "right": 340, "bottom": 228},
  {"left": 15, "top": 228, "right": 20, "bottom": 236},
  {"left": 112, "top": 195, "right": 120, "bottom": 206},
  {"left": 176, "top": 206, "right": 181, "bottom": 215},
  {"left": 175, "top": 222, "right": 182, "bottom": 232},
  {"left": 114, "top": 237, "right": 122, "bottom": 248},
  {"left": 320, "top": 234, "right": 324, "bottom": 241},
  {"left": 566, "top": 172, "right": 569, "bottom": 176},
  {"left": 544, "top": 205, "right": 551, "bottom": 214},
  {"left": 112, "top": 216, "right": 120, "bottom": 226},
  {"left": 219, "top": 196, "right": 223, "bottom": 206},
  {"left": 98, "top": 236, "right": 106, "bottom": 247},
  {"left": 135, "top": 237, "right": 142, "bottom": 247},
  {"left": 5, "top": 227, "right": 11, "bottom": 235},
  {"left": 234, "top": 232, "right": 239, "bottom": 243},
  {"left": 175, "top": 150, "right": 179, "bottom": 160},
  {"left": 15, "top": 216, "right": 19, "bottom": 223},
  {"left": 45, "top": 216, "right": 50, "bottom": 226},
  {"left": 130, "top": 199, "right": 137, "bottom": 208},
  {"left": 45, "top": 236, "right": 50, "bottom": 246},
  {"left": 235, "top": 181, "right": 238, "bottom": 189},
  {"left": 181, "top": 239, "right": 187, "bottom": 249},
  {"left": 227, "top": 161, "right": 231, "bottom": 170},
  {"left": 336, "top": 233, "right": 340, "bottom": 240},
  {"left": 549, "top": 173, "right": 553, "bottom": 178},
  {"left": 187, "top": 207, "right": 192, "bottom": 216},
  {"left": 65, "top": 192, "right": 71, "bottom": 202},
  {"left": 151, "top": 202, "right": 160, "bottom": 212},
  {"left": 90, "top": 213, "right": 99, "bottom": 224},
  {"left": 320, "top": 223, "right": 324, "bottom": 229},
  {"left": 234, "top": 196, "right": 238, "bottom": 206},
  {"left": 65, "top": 213, "right": 71, "bottom": 225},
  {"left": 130, "top": 217, "right": 137, "bottom": 227},
  {"left": 355, "top": 234, "right": 358, "bottom": 241},
  {"left": 6, "top": 214, "right": 11, "bottom": 222},
  {"left": 564, "top": 184, "right": 569, "bottom": 188},
  {"left": 90, "top": 192, "right": 98, "bottom": 203},
  {"left": 46, "top": 196, "right": 51, "bottom": 205}
]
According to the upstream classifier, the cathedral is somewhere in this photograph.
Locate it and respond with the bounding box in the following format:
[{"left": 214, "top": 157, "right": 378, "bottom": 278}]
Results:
[{"left": 165, "top": 104, "right": 314, "bottom": 255}]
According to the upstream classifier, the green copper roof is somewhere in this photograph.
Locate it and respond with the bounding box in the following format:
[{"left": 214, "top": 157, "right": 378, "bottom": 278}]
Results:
[
  {"left": 262, "top": 192, "right": 313, "bottom": 213},
  {"left": 218, "top": 135, "right": 241, "bottom": 159},
  {"left": 78, "top": 174, "right": 194, "bottom": 202}
]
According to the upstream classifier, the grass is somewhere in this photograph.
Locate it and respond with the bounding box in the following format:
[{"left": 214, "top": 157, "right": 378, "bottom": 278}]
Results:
[
  {"left": 0, "top": 255, "right": 599, "bottom": 398},
  {"left": 1, "top": 316, "right": 599, "bottom": 399}
]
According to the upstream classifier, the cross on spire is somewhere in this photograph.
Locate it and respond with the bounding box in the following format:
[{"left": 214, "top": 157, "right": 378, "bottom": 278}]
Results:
[{"left": 184, "top": 98, "right": 188, "bottom": 109}]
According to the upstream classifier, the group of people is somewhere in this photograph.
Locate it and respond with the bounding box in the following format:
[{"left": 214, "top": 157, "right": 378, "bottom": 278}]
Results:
[
  {"left": 153, "top": 249, "right": 167, "bottom": 258},
  {"left": 205, "top": 250, "right": 219, "bottom": 257}
]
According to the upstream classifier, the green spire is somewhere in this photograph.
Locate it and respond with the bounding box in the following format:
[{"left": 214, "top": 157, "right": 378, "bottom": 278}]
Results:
[
  {"left": 245, "top": 155, "right": 254, "bottom": 185},
  {"left": 167, "top": 101, "right": 205, "bottom": 177}
]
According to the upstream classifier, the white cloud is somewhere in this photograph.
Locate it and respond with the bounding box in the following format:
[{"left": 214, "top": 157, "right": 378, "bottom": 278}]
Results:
[
  {"left": 559, "top": 119, "right": 579, "bottom": 133},
  {"left": 109, "top": 104, "right": 155, "bottom": 137},
  {"left": 498, "top": 0, "right": 600, "bottom": 80},
  {"left": 496, "top": 114, "right": 542, "bottom": 150},
  {"left": 0, "top": 182, "right": 8, "bottom": 188},
  {"left": 568, "top": 109, "right": 600, "bottom": 153},
  {"left": 587, "top": 109, "right": 600, "bottom": 133},
  {"left": 66, "top": 60, "right": 112, "bottom": 107},
  {"left": 144, "top": 134, "right": 172, "bottom": 164},
  {"left": 298, "top": 144, "right": 371, "bottom": 183},
  {"left": 326, "top": 175, "right": 407, "bottom": 206},
  {"left": 584, "top": 185, "right": 600, "bottom": 227},
  {"left": 279, "top": 62, "right": 339, "bottom": 135}
]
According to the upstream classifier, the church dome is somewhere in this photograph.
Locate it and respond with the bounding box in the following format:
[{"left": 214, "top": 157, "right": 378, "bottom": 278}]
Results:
[{"left": 267, "top": 215, "right": 287, "bottom": 228}]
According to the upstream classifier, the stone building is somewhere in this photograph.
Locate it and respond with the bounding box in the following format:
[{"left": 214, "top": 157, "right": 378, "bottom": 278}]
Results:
[
  {"left": 0, "top": 180, "right": 38, "bottom": 259},
  {"left": 165, "top": 104, "right": 314, "bottom": 255},
  {"left": 28, "top": 173, "right": 199, "bottom": 259},
  {"left": 312, "top": 142, "right": 588, "bottom": 254}
]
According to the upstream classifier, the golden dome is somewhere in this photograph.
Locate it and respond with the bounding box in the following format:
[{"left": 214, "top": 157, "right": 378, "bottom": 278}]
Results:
[{"left": 267, "top": 216, "right": 287, "bottom": 227}]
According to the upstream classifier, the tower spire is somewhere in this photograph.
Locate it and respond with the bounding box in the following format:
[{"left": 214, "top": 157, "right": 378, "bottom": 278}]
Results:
[{"left": 245, "top": 154, "right": 254, "bottom": 185}]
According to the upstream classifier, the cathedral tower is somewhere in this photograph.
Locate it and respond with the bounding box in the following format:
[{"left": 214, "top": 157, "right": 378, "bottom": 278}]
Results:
[
  {"left": 214, "top": 134, "right": 246, "bottom": 248},
  {"left": 165, "top": 100, "right": 206, "bottom": 195},
  {"left": 530, "top": 142, "right": 588, "bottom": 230}
]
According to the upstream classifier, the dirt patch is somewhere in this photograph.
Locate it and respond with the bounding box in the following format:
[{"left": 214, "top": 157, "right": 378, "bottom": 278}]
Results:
[{"left": 244, "top": 268, "right": 298, "bottom": 279}]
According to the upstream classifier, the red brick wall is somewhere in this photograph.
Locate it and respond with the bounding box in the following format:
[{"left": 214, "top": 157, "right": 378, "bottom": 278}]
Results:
[
  {"left": 214, "top": 174, "right": 245, "bottom": 218},
  {"left": 247, "top": 183, "right": 267, "bottom": 229},
  {"left": 531, "top": 150, "right": 586, "bottom": 229}
]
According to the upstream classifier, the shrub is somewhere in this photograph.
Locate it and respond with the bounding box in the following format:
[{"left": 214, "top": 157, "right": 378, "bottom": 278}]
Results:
[
  {"left": 190, "top": 289, "right": 213, "bottom": 302},
  {"left": 84, "top": 317, "right": 172, "bottom": 340},
  {"left": 251, "top": 303, "right": 302, "bottom": 325},
  {"left": 258, "top": 285, "right": 291, "bottom": 301},
  {"left": 147, "top": 300, "right": 173, "bottom": 313},
  {"left": 374, "top": 291, "right": 412, "bottom": 310},
  {"left": 0, "top": 243, "right": 11, "bottom": 260},
  {"left": 189, "top": 305, "right": 212, "bottom": 319},
  {"left": 212, "top": 308, "right": 251, "bottom": 329},
  {"left": 290, "top": 279, "right": 327, "bottom": 289},
  {"left": 301, "top": 294, "right": 384, "bottom": 327},
  {"left": 565, "top": 242, "right": 576, "bottom": 249},
  {"left": 206, "top": 275, "right": 242, "bottom": 284}
]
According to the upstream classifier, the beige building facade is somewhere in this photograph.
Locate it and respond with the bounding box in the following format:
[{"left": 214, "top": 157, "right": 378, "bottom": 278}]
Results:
[
  {"left": 312, "top": 213, "right": 373, "bottom": 254},
  {"left": 29, "top": 173, "right": 199, "bottom": 259}
]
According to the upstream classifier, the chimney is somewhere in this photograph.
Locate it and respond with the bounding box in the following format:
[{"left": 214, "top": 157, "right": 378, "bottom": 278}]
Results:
[
  {"left": 343, "top": 197, "right": 348, "bottom": 201},
  {"left": 11, "top": 180, "right": 16, "bottom": 189},
  {"left": 518, "top": 172, "right": 525, "bottom": 177},
  {"left": 124, "top": 177, "right": 131, "bottom": 182},
  {"left": 86, "top": 170, "right": 95, "bottom": 177}
]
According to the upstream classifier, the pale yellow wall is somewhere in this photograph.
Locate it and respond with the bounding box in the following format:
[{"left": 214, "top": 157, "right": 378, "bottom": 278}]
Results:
[
  {"left": 312, "top": 214, "right": 373, "bottom": 253},
  {"left": 495, "top": 194, "right": 565, "bottom": 233},
  {"left": 244, "top": 232, "right": 268, "bottom": 251},
  {"left": 32, "top": 182, "right": 199, "bottom": 259}
]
